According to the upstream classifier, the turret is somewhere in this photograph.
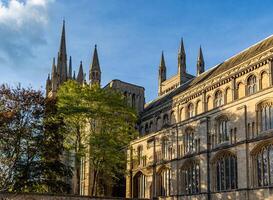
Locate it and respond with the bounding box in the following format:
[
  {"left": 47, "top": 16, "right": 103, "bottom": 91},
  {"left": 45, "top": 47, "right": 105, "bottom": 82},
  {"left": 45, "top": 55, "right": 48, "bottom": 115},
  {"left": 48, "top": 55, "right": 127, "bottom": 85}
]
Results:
[
  {"left": 77, "top": 61, "right": 84, "bottom": 84},
  {"left": 178, "top": 38, "right": 186, "bottom": 84},
  {"left": 89, "top": 45, "right": 101, "bottom": 86},
  {"left": 158, "top": 51, "right": 166, "bottom": 96},
  {"left": 197, "top": 46, "right": 205, "bottom": 76}
]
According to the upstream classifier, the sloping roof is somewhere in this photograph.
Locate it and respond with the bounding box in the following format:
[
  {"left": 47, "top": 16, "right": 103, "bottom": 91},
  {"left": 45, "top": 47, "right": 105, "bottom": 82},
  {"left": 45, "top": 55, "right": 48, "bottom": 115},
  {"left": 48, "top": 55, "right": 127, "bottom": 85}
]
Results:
[{"left": 144, "top": 34, "right": 273, "bottom": 112}]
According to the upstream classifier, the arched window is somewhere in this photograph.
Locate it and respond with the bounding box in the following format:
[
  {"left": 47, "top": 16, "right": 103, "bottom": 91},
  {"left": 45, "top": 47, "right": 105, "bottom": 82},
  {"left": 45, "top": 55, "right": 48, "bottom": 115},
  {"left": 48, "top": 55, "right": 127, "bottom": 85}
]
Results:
[
  {"left": 237, "top": 82, "right": 245, "bottom": 99},
  {"left": 252, "top": 144, "right": 273, "bottom": 187},
  {"left": 261, "top": 71, "right": 269, "bottom": 90},
  {"left": 259, "top": 101, "right": 273, "bottom": 132},
  {"left": 170, "top": 111, "right": 176, "bottom": 124},
  {"left": 163, "top": 114, "right": 169, "bottom": 127},
  {"left": 156, "top": 117, "right": 161, "bottom": 131},
  {"left": 217, "top": 117, "right": 229, "bottom": 144},
  {"left": 179, "top": 161, "right": 200, "bottom": 195},
  {"left": 196, "top": 100, "right": 202, "bottom": 115},
  {"left": 214, "top": 90, "right": 223, "bottom": 107},
  {"left": 207, "top": 96, "right": 213, "bottom": 111},
  {"left": 158, "top": 168, "right": 171, "bottom": 196},
  {"left": 133, "top": 172, "right": 147, "bottom": 198},
  {"left": 149, "top": 121, "right": 153, "bottom": 133},
  {"left": 162, "top": 137, "right": 169, "bottom": 160},
  {"left": 213, "top": 152, "right": 237, "bottom": 191},
  {"left": 188, "top": 103, "right": 194, "bottom": 118},
  {"left": 225, "top": 87, "right": 232, "bottom": 104},
  {"left": 247, "top": 75, "right": 257, "bottom": 95},
  {"left": 184, "top": 128, "right": 195, "bottom": 154}
]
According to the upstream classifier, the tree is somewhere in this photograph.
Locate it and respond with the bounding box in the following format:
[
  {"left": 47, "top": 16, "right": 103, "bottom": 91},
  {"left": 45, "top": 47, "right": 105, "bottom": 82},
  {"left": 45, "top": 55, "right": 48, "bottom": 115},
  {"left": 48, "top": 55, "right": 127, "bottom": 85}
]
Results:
[
  {"left": 0, "top": 84, "right": 72, "bottom": 193},
  {"left": 57, "top": 80, "right": 137, "bottom": 196}
]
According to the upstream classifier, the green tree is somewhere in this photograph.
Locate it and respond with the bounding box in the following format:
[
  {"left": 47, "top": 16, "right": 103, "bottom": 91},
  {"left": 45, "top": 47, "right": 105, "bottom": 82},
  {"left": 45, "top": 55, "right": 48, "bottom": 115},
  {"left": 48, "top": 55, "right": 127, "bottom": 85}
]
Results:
[
  {"left": 57, "top": 80, "right": 137, "bottom": 196},
  {"left": 0, "top": 84, "right": 72, "bottom": 193}
]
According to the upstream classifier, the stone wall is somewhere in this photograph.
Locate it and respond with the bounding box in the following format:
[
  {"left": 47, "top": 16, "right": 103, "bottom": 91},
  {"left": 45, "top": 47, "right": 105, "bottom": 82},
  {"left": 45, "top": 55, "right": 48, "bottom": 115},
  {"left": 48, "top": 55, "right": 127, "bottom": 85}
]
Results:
[{"left": 0, "top": 193, "right": 145, "bottom": 200}]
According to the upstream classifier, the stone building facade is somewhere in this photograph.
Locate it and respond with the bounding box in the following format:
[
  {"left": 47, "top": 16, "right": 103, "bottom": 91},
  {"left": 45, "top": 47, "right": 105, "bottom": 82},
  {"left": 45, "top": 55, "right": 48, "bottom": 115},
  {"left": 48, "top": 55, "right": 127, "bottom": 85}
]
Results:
[
  {"left": 126, "top": 36, "right": 273, "bottom": 200},
  {"left": 45, "top": 21, "right": 145, "bottom": 196}
]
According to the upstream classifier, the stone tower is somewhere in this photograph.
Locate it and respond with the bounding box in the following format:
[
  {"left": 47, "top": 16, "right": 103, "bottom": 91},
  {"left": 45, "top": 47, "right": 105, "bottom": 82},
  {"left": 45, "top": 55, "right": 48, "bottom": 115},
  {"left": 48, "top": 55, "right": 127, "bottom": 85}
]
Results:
[
  {"left": 197, "top": 46, "right": 205, "bottom": 76},
  {"left": 89, "top": 45, "right": 101, "bottom": 86},
  {"left": 158, "top": 51, "right": 167, "bottom": 96}
]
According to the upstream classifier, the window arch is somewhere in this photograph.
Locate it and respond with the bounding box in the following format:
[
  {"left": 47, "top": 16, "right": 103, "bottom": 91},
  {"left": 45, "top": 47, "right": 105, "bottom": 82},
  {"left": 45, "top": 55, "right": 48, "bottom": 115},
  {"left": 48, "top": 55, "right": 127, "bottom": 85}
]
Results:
[
  {"left": 258, "top": 101, "right": 273, "bottom": 132},
  {"left": 156, "top": 117, "right": 161, "bottom": 131},
  {"left": 158, "top": 168, "right": 171, "bottom": 196},
  {"left": 207, "top": 96, "right": 213, "bottom": 111},
  {"left": 252, "top": 143, "right": 273, "bottom": 187},
  {"left": 184, "top": 128, "right": 195, "bottom": 154},
  {"left": 237, "top": 82, "right": 245, "bottom": 99},
  {"left": 212, "top": 152, "right": 237, "bottom": 191},
  {"left": 225, "top": 87, "right": 232, "bottom": 104},
  {"left": 179, "top": 160, "right": 200, "bottom": 195},
  {"left": 196, "top": 100, "right": 202, "bottom": 115},
  {"left": 170, "top": 111, "right": 176, "bottom": 124},
  {"left": 187, "top": 103, "right": 194, "bottom": 118},
  {"left": 247, "top": 75, "right": 257, "bottom": 95},
  {"left": 216, "top": 116, "right": 230, "bottom": 144},
  {"left": 163, "top": 114, "right": 169, "bottom": 127},
  {"left": 261, "top": 71, "right": 269, "bottom": 90},
  {"left": 214, "top": 90, "right": 223, "bottom": 107},
  {"left": 133, "top": 172, "right": 147, "bottom": 198},
  {"left": 149, "top": 121, "right": 153, "bottom": 133}
]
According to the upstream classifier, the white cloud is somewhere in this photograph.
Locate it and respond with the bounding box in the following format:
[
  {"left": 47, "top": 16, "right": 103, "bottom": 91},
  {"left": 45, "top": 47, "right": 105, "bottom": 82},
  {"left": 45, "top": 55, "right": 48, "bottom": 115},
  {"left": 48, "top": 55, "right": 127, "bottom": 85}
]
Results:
[{"left": 0, "top": 0, "right": 54, "bottom": 64}]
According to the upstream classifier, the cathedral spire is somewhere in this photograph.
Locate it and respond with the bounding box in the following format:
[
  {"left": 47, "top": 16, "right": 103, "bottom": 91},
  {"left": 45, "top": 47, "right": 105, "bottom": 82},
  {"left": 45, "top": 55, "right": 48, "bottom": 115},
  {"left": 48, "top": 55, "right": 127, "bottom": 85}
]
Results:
[
  {"left": 77, "top": 61, "right": 84, "bottom": 84},
  {"left": 89, "top": 45, "right": 101, "bottom": 86},
  {"left": 197, "top": 46, "right": 205, "bottom": 76},
  {"left": 158, "top": 51, "right": 167, "bottom": 96},
  {"left": 68, "top": 56, "right": 72, "bottom": 79},
  {"left": 57, "top": 20, "right": 68, "bottom": 84},
  {"left": 178, "top": 37, "right": 186, "bottom": 84}
]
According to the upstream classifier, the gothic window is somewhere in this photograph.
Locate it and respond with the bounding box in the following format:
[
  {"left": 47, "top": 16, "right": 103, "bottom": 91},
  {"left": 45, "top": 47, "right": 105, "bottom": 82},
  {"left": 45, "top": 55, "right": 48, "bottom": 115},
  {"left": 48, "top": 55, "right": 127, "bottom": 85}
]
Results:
[
  {"left": 214, "top": 90, "right": 223, "bottom": 107},
  {"left": 225, "top": 87, "right": 232, "bottom": 104},
  {"left": 170, "top": 111, "right": 176, "bottom": 124},
  {"left": 163, "top": 114, "right": 169, "bottom": 127},
  {"left": 237, "top": 82, "right": 245, "bottom": 99},
  {"left": 259, "top": 102, "right": 273, "bottom": 132},
  {"left": 261, "top": 71, "right": 269, "bottom": 90},
  {"left": 247, "top": 75, "right": 257, "bottom": 95},
  {"left": 162, "top": 137, "right": 169, "bottom": 160},
  {"left": 214, "top": 152, "right": 237, "bottom": 191},
  {"left": 156, "top": 117, "right": 161, "bottom": 131},
  {"left": 188, "top": 103, "right": 194, "bottom": 118},
  {"left": 184, "top": 128, "right": 195, "bottom": 154},
  {"left": 196, "top": 100, "right": 202, "bottom": 115},
  {"left": 207, "top": 96, "right": 213, "bottom": 111},
  {"left": 158, "top": 168, "right": 171, "bottom": 196},
  {"left": 134, "top": 172, "right": 147, "bottom": 198},
  {"left": 149, "top": 121, "right": 153, "bottom": 133},
  {"left": 253, "top": 144, "right": 273, "bottom": 187},
  {"left": 179, "top": 161, "right": 200, "bottom": 195},
  {"left": 217, "top": 117, "right": 229, "bottom": 144}
]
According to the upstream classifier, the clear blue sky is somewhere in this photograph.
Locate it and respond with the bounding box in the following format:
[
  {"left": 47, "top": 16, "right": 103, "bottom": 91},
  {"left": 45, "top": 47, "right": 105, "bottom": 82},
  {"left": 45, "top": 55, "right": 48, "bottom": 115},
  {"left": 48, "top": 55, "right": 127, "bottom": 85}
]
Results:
[{"left": 1, "top": 0, "right": 273, "bottom": 102}]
